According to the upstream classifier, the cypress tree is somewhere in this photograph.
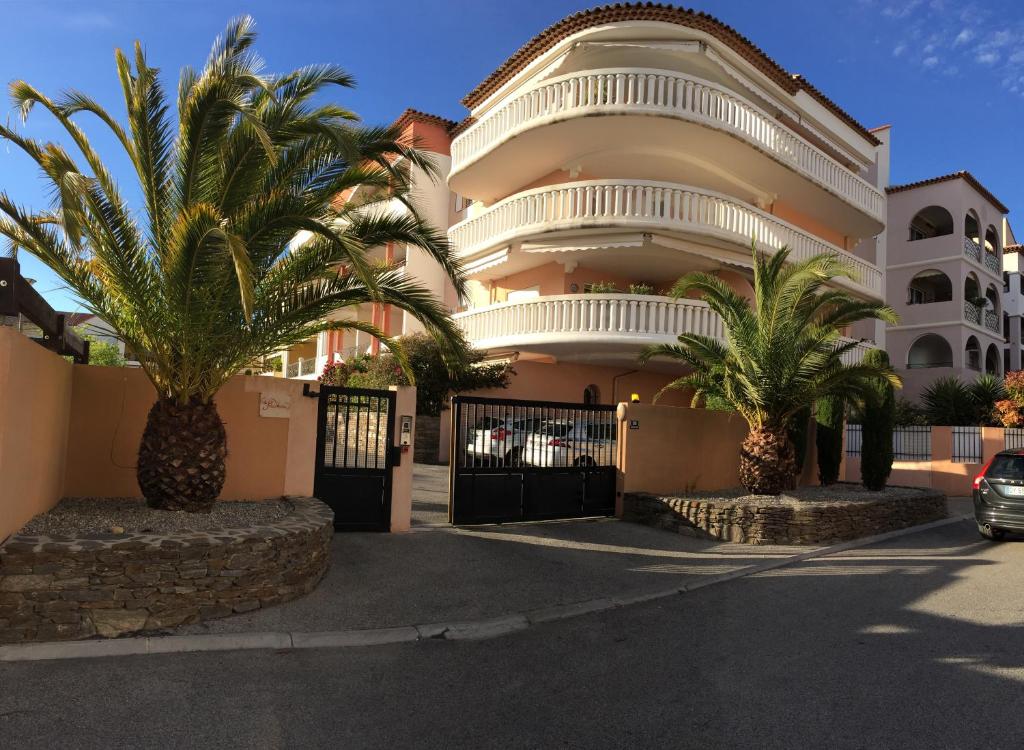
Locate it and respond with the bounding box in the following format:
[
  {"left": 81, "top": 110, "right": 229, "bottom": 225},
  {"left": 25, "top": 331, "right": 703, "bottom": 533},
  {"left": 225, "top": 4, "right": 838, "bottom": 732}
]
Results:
[
  {"left": 815, "top": 394, "right": 844, "bottom": 485},
  {"left": 861, "top": 349, "right": 896, "bottom": 491}
]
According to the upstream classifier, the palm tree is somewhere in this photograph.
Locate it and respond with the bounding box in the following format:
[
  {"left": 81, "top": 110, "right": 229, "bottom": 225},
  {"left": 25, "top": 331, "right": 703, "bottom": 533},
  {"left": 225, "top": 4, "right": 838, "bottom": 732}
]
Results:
[
  {"left": 640, "top": 247, "right": 900, "bottom": 495},
  {"left": 0, "top": 18, "right": 468, "bottom": 512}
]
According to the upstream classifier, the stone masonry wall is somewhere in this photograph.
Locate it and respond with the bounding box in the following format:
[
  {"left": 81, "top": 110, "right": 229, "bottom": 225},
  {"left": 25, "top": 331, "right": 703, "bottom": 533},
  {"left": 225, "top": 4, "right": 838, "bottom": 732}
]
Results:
[
  {"left": 0, "top": 498, "right": 333, "bottom": 643},
  {"left": 623, "top": 491, "right": 947, "bottom": 545}
]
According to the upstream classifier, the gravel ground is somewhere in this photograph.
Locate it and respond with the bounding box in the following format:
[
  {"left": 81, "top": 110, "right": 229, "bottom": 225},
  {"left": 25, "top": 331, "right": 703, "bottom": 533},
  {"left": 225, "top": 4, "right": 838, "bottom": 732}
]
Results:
[
  {"left": 17, "top": 498, "right": 292, "bottom": 536},
  {"left": 675, "top": 483, "right": 935, "bottom": 506}
]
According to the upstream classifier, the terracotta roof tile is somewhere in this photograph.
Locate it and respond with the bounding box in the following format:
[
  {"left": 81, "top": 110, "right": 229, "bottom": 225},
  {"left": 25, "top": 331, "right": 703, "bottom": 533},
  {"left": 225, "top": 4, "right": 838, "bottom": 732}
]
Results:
[
  {"left": 391, "top": 108, "right": 458, "bottom": 132},
  {"left": 886, "top": 171, "right": 1009, "bottom": 214},
  {"left": 459, "top": 3, "right": 881, "bottom": 146},
  {"left": 1004, "top": 244, "right": 1022, "bottom": 254}
]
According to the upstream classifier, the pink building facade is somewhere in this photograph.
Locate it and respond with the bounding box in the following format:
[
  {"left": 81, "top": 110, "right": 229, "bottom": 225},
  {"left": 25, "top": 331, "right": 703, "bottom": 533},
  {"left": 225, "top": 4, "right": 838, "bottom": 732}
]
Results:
[{"left": 885, "top": 172, "right": 1011, "bottom": 399}]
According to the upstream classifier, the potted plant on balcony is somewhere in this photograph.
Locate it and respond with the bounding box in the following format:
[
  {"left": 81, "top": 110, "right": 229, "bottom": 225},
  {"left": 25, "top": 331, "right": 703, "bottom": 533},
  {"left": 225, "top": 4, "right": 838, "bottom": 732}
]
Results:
[{"left": 639, "top": 246, "right": 899, "bottom": 495}]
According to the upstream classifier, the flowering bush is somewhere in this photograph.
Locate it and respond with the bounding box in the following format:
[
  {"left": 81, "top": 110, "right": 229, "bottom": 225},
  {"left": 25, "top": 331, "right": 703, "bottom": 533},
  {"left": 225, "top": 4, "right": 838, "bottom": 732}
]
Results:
[{"left": 995, "top": 399, "right": 1024, "bottom": 428}]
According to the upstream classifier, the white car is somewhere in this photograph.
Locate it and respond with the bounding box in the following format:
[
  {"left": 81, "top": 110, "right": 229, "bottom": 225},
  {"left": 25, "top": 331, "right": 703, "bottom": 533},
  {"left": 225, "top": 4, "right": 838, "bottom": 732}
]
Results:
[
  {"left": 464, "top": 416, "right": 540, "bottom": 466},
  {"left": 522, "top": 420, "right": 617, "bottom": 467}
]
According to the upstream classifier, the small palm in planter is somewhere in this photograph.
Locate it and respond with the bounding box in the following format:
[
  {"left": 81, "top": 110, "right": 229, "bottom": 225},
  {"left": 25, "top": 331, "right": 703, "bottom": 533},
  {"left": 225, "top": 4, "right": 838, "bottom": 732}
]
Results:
[
  {"left": 0, "top": 18, "right": 467, "bottom": 512},
  {"left": 640, "top": 247, "right": 900, "bottom": 495}
]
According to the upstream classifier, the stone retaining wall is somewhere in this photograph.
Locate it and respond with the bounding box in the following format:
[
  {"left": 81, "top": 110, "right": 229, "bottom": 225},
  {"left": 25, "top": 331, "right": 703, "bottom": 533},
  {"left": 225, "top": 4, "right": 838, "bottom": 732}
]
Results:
[
  {"left": 623, "top": 491, "right": 947, "bottom": 545},
  {"left": 0, "top": 498, "right": 333, "bottom": 643}
]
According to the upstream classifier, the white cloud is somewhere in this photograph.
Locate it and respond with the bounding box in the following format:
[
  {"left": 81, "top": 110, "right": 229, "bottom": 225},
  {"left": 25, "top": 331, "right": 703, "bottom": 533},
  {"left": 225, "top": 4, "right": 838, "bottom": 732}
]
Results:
[
  {"left": 893, "top": 42, "right": 907, "bottom": 57},
  {"left": 923, "top": 56, "right": 940, "bottom": 67},
  {"left": 977, "top": 50, "right": 1000, "bottom": 65},
  {"left": 953, "top": 28, "right": 975, "bottom": 46}
]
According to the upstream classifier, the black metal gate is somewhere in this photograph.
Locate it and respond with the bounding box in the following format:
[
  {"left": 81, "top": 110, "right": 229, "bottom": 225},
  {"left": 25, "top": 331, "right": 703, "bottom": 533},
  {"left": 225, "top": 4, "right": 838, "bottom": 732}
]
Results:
[
  {"left": 314, "top": 386, "right": 397, "bottom": 531},
  {"left": 450, "top": 395, "right": 618, "bottom": 525}
]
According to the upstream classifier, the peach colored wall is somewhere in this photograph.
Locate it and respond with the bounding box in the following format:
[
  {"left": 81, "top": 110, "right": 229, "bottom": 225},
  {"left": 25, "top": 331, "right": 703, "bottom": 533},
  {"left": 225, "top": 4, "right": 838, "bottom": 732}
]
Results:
[
  {"left": 772, "top": 200, "right": 849, "bottom": 249},
  {"left": 0, "top": 328, "right": 73, "bottom": 541},
  {"left": 63, "top": 367, "right": 317, "bottom": 501},
  {"left": 842, "top": 425, "right": 1002, "bottom": 496},
  {"left": 404, "top": 120, "right": 451, "bottom": 157},
  {"left": 389, "top": 386, "right": 416, "bottom": 532},
  {"left": 470, "top": 360, "right": 693, "bottom": 408},
  {"left": 616, "top": 403, "right": 749, "bottom": 503}
]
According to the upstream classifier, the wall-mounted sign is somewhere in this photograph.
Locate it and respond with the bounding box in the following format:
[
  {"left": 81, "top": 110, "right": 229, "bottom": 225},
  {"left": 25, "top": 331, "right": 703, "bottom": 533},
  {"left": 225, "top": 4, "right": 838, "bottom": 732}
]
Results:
[
  {"left": 260, "top": 392, "right": 293, "bottom": 418},
  {"left": 629, "top": 420, "right": 640, "bottom": 430}
]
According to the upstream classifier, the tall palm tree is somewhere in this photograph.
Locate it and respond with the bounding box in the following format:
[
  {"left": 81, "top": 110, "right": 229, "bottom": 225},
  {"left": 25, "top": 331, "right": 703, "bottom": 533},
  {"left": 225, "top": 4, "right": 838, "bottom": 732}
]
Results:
[
  {"left": 640, "top": 247, "right": 900, "bottom": 495},
  {"left": 0, "top": 17, "right": 468, "bottom": 512}
]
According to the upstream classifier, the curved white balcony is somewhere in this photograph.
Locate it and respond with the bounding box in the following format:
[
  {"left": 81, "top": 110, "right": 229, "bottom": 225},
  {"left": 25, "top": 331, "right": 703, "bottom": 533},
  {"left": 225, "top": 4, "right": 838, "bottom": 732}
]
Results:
[
  {"left": 450, "top": 68, "right": 885, "bottom": 227},
  {"left": 449, "top": 180, "right": 882, "bottom": 297},
  {"left": 453, "top": 293, "right": 872, "bottom": 366}
]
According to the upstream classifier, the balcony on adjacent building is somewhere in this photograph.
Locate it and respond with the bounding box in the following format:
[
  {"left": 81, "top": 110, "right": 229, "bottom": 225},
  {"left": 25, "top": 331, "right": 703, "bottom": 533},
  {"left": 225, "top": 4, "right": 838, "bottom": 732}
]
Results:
[
  {"left": 449, "top": 180, "right": 882, "bottom": 298},
  {"left": 452, "top": 292, "right": 872, "bottom": 367},
  {"left": 449, "top": 68, "right": 885, "bottom": 235}
]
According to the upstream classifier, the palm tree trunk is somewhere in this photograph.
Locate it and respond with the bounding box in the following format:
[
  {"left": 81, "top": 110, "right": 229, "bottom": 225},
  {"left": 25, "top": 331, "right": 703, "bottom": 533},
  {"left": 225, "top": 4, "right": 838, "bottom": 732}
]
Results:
[
  {"left": 739, "top": 427, "right": 797, "bottom": 495},
  {"left": 137, "top": 397, "right": 227, "bottom": 512}
]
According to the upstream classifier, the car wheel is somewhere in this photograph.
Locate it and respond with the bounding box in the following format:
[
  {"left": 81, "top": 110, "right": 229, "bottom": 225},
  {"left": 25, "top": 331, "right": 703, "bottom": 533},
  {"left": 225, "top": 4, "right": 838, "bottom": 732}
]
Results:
[
  {"left": 978, "top": 522, "right": 1006, "bottom": 541},
  {"left": 574, "top": 456, "right": 595, "bottom": 467}
]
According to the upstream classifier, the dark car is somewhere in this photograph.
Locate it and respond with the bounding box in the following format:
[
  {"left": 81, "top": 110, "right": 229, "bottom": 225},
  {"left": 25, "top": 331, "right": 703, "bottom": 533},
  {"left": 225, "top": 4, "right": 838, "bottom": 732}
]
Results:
[{"left": 972, "top": 450, "right": 1024, "bottom": 540}]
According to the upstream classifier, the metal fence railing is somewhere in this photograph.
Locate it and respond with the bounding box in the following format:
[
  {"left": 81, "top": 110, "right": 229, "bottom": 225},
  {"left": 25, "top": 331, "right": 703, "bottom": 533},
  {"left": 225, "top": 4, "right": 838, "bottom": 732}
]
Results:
[
  {"left": 1005, "top": 428, "right": 1024, "bottom": 451},
  {"left": 845, "top": 424, "right": 863, "bottom": 456},
  {"left": 952, "top": 426, "right": 982, "bottom": 463},
  {"left": 892, "top": 426, "right": 931, "bottom": 460}
]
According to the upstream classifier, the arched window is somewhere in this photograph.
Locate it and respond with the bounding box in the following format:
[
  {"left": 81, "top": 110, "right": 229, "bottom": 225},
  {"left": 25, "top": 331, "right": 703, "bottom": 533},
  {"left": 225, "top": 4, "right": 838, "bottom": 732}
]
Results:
[
  {"left": 986, "top": 344, "right": 1001, "bottom": 376},
  {"left": 583, "top": 384, "right": 600, "bottom": 405},
  {"left": 907, "top": 334, "right": 953, "bottom": 369},
  {"left": 964, "top": 272, "right": 981, "bottom": 306},
  {"left": 907, "top": 269, "right": 952, "bottom": 304},
  {"left": 909, "top": 206, "right": 954, "bottom": 241},
  {"left": 986, "top": 284, "right": 1000, "bottom": 315},
  {"left": 985, "top": 225, "right": 1000, "bottom": 254},
  {"left": 965, "top": 210, "right": 981, "bottom": 245},
  {"left": 966, "top": 336, "right": 981, "bottom": 371}
]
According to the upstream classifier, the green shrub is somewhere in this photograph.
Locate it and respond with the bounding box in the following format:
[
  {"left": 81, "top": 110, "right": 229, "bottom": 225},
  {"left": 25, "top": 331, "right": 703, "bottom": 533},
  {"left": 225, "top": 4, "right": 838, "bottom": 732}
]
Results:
[
  {"left": 815, "top": 394, "right": 844, "bottom": 485},
  {"left": 586, "top": 281, "right": 619, "bottom": 293},
  {"left": 894, "top": 397, "right": 927, "bottom": 426},
  {"left": 968, "top": 373, "right": 1005, "bottom": 426},
  {"left": 345, "top": 332, "right": 511, "bottom": 416},
  {"left": 860, "top": 349, "right": 895, "bottom": 491},
  {"left": 628, "top": 283, "right": 654, "bottom": 295},
  {"left": 921, "top": 376, "right": 977, "bottom": 425}
]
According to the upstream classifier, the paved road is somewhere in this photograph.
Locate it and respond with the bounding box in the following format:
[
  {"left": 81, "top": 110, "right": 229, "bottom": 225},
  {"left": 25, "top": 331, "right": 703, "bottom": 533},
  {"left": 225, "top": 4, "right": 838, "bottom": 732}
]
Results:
[{"left": 6, "top": 517, "right": 1024, "bottom": 749}]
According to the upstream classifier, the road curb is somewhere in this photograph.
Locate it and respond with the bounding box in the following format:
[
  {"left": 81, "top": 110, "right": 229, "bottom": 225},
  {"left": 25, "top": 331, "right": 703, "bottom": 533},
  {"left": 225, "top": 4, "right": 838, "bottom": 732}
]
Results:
[{"left": 0, "top": 514, "right": 972, "bottom": 663}]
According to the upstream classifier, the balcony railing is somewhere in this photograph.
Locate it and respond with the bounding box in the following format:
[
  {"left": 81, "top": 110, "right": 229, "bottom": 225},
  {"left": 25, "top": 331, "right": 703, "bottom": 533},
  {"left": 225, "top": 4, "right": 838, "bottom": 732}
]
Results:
[
  {"left": 449, "top": 180, "right": 882, "bottom": 296},
  {"left": 985, "top": 309, "right": 999, "bottom": 332},
  {"left": 964, "top": 237, "right": 982, "bottom": 262},
  {"left": 286, "top": 361, "right": 300, "bottom": 378},
  {"left": 451, "top": 67, "right": 885, "bottom": 222},
  {"left": 299, "top": 358, "right": 316, "bottom": 376},
  {"left": 454, "top": 294, "right": 723, "bottom": 346},
  {"left": 985, "top": 252, "right": 1000, "bottom": 273},
  {"left": 964, "top": 301, "right": 982, "bottom": 325},
  {"left": 453, "top": 293, "right": 872, "bottom": 364}
]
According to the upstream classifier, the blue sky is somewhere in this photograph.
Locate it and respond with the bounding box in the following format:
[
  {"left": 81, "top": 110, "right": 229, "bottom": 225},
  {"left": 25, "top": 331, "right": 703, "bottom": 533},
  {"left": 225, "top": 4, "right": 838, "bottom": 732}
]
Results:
[{"left": 1, "top": 0, "right": 1022, "bottom": 310}]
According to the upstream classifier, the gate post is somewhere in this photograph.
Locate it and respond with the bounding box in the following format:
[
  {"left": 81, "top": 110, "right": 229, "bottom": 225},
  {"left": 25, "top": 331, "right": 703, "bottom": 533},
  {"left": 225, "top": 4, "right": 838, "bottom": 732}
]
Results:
[{"left": 389, "top": 385, "right": 416, "bottom": 532}]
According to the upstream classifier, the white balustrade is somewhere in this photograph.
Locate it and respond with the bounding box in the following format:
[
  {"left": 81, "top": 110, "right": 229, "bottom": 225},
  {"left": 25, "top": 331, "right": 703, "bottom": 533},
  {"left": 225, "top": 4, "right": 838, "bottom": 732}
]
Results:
[
  {"left": 453, "top": 294, "right": 722, "bottom": 346},
  {"left": 449, "top": 180, "right": 882, "bottom": 296},
  {"left": 451, "top": 68, "right": 885, "bottom": 222},
  {"left": 453, "top": 293, "right": 871, "bottom": 365}
]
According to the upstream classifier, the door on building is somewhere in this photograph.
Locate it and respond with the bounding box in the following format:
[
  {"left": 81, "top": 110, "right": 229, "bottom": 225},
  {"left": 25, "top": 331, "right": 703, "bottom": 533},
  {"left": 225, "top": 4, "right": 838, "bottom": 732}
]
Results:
[{"left": 314, "top": 386, "right": 397, "bottom": 531}]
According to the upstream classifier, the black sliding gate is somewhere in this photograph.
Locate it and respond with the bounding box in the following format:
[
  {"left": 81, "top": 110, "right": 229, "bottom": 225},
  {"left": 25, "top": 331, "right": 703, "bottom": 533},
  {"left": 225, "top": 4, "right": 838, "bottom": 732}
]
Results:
[
  {"left": 314, "top": 386, "right": 396, "bottom": 531},
  {"left": 450, "top": 395, "right": 618, "bottom": 525}
]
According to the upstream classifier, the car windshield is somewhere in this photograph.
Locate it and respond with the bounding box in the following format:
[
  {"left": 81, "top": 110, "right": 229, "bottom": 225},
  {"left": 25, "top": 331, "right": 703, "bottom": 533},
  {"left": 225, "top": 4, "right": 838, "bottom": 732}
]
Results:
[
  {"left": 987, "top": 454, "right": 1024, "bottom": 480},
  {"left": 538, "top": 421, "right": 570, "bottom": 438},
  {"left": 473, "top": 417, "right": 504, "bottom": 430}
]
